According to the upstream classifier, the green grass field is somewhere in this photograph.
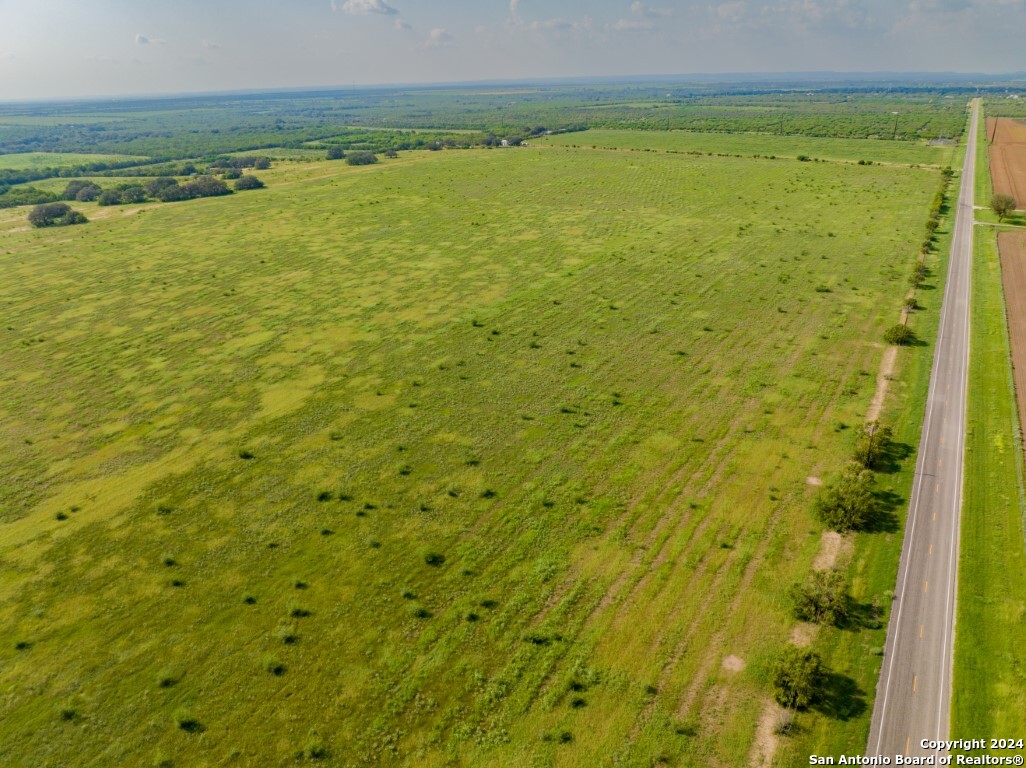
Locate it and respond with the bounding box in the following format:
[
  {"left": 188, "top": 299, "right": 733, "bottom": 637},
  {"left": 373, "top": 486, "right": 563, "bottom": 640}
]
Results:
[
  {"left": 0, "top": 152, "right": 147, "bottom": 170},
  {"left": 0, "top": 144, "right": 939, "bottom": 766},
  {"left": 540, "top": 129, "right": 954, "bottom": 167}
]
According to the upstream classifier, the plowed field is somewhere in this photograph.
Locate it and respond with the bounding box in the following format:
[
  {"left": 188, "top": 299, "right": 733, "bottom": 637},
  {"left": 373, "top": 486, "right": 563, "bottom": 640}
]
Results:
[
  {"left": 987, "top": 118, "right": 1026, "bottom": 208},
  {"left": 999, "top": 231, "right": 1026, "bottom": 432}
]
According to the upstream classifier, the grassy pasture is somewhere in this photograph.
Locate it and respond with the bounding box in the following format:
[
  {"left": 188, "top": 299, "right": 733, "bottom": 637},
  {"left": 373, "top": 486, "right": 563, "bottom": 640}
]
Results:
[
  {"left": 0, "top": 146, "right": 938, "bottom": 766},
  {"left": 540, "top": 129, "right": 954, "bottom": 167},
  {"left": 0, "top": 152, "right": 147, "bottom": 170}
]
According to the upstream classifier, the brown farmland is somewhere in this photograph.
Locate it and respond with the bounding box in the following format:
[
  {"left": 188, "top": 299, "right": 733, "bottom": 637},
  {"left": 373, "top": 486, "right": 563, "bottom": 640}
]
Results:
[
  {"left": 998, "top": 232, "right": 1026, "bottom": 435},
  {"left": 987, "top": 118, "right": 1026, "bottom": 208}
]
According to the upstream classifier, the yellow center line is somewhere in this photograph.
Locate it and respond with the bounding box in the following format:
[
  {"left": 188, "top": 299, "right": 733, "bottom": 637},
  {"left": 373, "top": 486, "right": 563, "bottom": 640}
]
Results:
[
  {"left": 906, "top": 736, "right": 911, "bottom": 756},
  {"left": 933, "top": 511, "right": 937, "bottom": 521},
  {"left": 935, "top": 483, "right": 940, "bottom": 493},
  {"left": 930, "top": 543, "right": 933, "bottom": 555},
  {"left": 913, "top": 675, "right": 918, "bottom": 693},
  {"left": 925, "top": 580, "right": 929, "bottom": 593},
  {"left": 920, "top": 624, "right": 924, "bottom": 639}
]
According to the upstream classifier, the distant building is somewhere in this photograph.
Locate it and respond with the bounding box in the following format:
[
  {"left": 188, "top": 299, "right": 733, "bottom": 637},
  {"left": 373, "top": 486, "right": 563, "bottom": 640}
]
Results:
[{"left": 501, "top": 139, "right": 509, "bottom": 147}]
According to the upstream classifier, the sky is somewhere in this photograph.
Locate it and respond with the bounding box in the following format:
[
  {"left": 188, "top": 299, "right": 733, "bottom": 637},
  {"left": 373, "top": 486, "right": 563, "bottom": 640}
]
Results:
[{"left": 0, "top": 0, "right": 1024, "bottom": 100}]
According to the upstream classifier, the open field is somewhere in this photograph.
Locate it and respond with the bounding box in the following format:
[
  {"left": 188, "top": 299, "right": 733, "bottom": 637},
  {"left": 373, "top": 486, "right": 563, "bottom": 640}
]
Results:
[
  {"left": 986, "top": 118, "right": 1026, "bottom": 209},
  {"left": 0, "top": 152, "right": 147, "bottom": 170},
  {"left": 0, "top": 144, "right": 939, "bottom": 766},
  {"left": 952, "top": 226, "right": 1026, "bottom": 743},
  {"left": 998, "top": 232, "right": 1026, "bottom": 433},
  {"left": 541, "top": 129, "right": 954, "bottom": 167}
]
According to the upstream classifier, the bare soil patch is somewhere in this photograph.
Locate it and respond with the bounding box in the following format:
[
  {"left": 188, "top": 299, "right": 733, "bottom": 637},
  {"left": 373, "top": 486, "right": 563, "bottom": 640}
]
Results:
[
  {"left": 998, "top": 232, "right": 1026, "bottom": 439},
  {"left": 988, "top": 118, "right": 1026, "bottom": 209},
  {"left": 722, "top": 654, "right": 746, "bottom": 673}
]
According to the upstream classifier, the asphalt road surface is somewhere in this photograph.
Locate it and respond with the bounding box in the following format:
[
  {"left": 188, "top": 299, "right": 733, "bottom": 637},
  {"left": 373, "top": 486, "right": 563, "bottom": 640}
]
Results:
[{"left": 866, "top": 98, "right": 978, "bottom": 760}]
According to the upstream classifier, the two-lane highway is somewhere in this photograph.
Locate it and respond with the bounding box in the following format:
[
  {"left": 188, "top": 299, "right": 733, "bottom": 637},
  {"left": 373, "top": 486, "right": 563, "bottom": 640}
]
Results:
[{"left": 867, "top": 99, "right": 979, "bottom": 759}]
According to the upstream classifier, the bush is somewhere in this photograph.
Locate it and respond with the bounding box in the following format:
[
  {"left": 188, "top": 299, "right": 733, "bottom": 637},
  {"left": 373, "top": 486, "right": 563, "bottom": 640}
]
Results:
[
  {"left": 154, "top": 183, "right": 193, "bottom": 203},
  {"left": 423, "top": 551, "right": 445, "bottom": 566},
  {"left": 234, "top": 175, "right": 265, "bottom": 191},
  {"left": 174, "top": 709, "right": 204, "bottom": 733},
  {"left": 181, "top": 175, "right": 231, "bottom": 198},
  {"left": 326, "top": 146, "right": 345, "bottom": 160},
  {"left": 346, "top": 151, "right": 378, "bottom": 166},
  {"left": 64, "top": 180, "right": 101, "bottom": 202},
  {"left": 772, "top": 645, "right": 824, "bottom": 709},
  {"left": 221, "top": 169, "right": 242, "bottom": 180},
  {"left": 813, "top": 468, "right": 876, "bottom": 531},
  {"left": 28, "top": 202, "right": 87, "bottom": 228},
  {"left": 384, "top": 148, "right": 398, "bottom": 158},
  {"left": 253, "top": 157, "right": 271, "bottom": 170},
  {"left": 144, "top": 177, "right": 179, "bottom": 197},
  {"left": 97, "top": 189, "right": 123, "bottom": 206},
  {"left": 883, "top": 324, "right": 914, "bottom": 346},
  {"left": 790, "top": 570, "right": 850, "bottom": 625}
]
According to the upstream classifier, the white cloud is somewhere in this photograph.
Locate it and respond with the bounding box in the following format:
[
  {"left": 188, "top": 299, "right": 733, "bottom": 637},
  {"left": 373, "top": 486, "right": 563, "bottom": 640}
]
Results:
[
  {"left": 613, "top": 18, "right": 656, "bottom": 30},
  {"left": 135, "top": 34, "right": 149, "bottom": 45},
  {"left": 333, "top": 0, "right": 398, "bottom": 15},
  {"left": 202, "top": 39, "right": 221, "bottom": 49},
  {"left": 425, "top": 28, "right": 455, "bottom": 47},
  {"left": 631, "top": 1, "right": 673, "bottom": 17},
  {"left": 508, "top": 1, "right": 592, "bottom": 34},
  {"left": 394, "top": 18, "right": 412, "bottom": 30}
]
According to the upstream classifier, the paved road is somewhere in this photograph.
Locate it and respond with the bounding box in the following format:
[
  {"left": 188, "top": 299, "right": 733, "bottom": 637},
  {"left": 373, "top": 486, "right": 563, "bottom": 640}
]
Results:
[{"left": 866, "top": 98, "right": 978, "bottom": 760}]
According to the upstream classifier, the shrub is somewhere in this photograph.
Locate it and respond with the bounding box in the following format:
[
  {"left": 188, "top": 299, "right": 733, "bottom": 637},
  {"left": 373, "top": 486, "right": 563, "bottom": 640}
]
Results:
[
  {"left": 813, "top": 468, "right": 876, "bottom": 531},
  {"left": 174, "top": 709, "right": 204, "bottom": 733},
  {"left": 28, "top": 203, "right": 87, "bottom": 228},
  {"left": 423, "top": 552, "right": 445, "bottom": 566},
  {"left": 883, "top": 324, "right": 914, "bottom": 346},
  {"left": 346, "top": 151, "right": 378, "bottom": 166},
  {"left": 221, "top": 169, "right": 242, "bottom": 180},
  {"left": 97, "top": 189, "right": 123, "bottom": 206},
  {"left": 772, "top": 645, "right": 824, "bottom": 710},
  {"left": 304, "top": 736, "right": 330, "bottom": 760},
  {"left": 384, "top": 148, "right": 398, "bottom": 158},
  {"left": 326, "top": 146, "right": 345, "bottom": 160},
  {"left": 181, "top": 175, "right": 231, "bottom": 198},
  {"left": 790, "top": 570, "right": 850, "bottom": 625},
  {"left": 263, "top": 656, "right": 286, "bottom": 676},
  {"left": 144, "top": 176, "right": 178, "bottom": 195},
  {"left": 234, "top": 175, "right": 265, "bottom": 191},
  {"left": 253, "top": 157, "right": 271, "bottom": 170},
  {"left": 154, "top": 182, "right": 193, "bottom": 203}
]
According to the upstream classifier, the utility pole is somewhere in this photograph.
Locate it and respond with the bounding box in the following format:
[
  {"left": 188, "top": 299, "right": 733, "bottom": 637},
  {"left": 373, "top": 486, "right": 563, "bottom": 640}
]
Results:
[{"left": 891, "top": 112, "right": 899, "bottom": 141}]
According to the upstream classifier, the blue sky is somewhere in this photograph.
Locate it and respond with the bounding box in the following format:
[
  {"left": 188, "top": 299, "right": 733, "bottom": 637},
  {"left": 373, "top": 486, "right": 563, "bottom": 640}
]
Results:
[{"left": 0, "top": 0, "right": 1024, "bottom": 100}]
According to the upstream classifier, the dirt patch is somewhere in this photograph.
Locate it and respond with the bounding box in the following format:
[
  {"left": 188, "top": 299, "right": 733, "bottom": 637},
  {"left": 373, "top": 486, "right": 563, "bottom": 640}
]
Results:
[
  {"left": 988, "top": 118, "right": 1026, "bottom": 209},
  {"left": 722, "top": 654, "right": 746, "bottom": 673},
  {"left": 748, "top": 702, "right": 788, "bottom": 768},
  {"left": 789, "top": 622, "right": 816, "bottom": 648},
  {"left": 998, "top": 232, "right": 1026, "bottom": 441},
  {"left": 867, "top": 345, "right": 898, "bottom": 423},
  {"left": 811, "top": 530, "right": 853, "bottom": 571},
  {"left": 806, "top": 476, "right": 822, "bottom": 486}
]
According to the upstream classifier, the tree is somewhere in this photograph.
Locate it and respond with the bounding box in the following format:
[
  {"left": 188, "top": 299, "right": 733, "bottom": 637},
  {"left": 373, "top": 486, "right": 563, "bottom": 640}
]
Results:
[
  {"left": 346, "top": 151, "right": 378, "bottom": 166},
  {"left": 222, "top": 169, "right": 242, "bottom": 180},
  {"left": 813, "top": 468, "right": 876, "bottom": 531},
  {"left": 253, "top": 157, "right": 271, "bottom": 170},
  {"left": 326, "top": 146, "right": 345, "bottom": 160},
  {"left": 181, "top": 175, "right": 231, "bottom": 198},
  {"left": 144, "top": 177, "right": 179, "bottom": 197},
  {"left": 384, "top": 148, "right": 398, "bottom": 159},
  {"left": 63, "top": 180, "right": 101, "bottom": 201},
  {"left": 883, "top": 324, "right": 914, "bottom": 346},
  {"left": 773, "top": 646, "right": 825, "bottom": 710},
  {"left": 154, "top": 183, "right": 192, "bottom": 203},
  {"left": 97, "top": 189, "right": 123, "bottom": 206},
  {"left": 790, "top": 570, "right": 850, "bottom": 625},
  {"left": 28, "top": 202, "right": 87, "bottom": 228},
  {"left": 852, "top": 421, "right": 894, "bottom": 469},
  {"left": 118, "top": 184, "right": 147, "bottom": 204},
  {"left": 234, "top": 175, "right": 265, "bottom": 191},
  {"left": 76, "top": 184, "right": 102, "bottom": 202},
  {"left": 992, "top": 193, "right": 1017, "bottom": 222}
]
